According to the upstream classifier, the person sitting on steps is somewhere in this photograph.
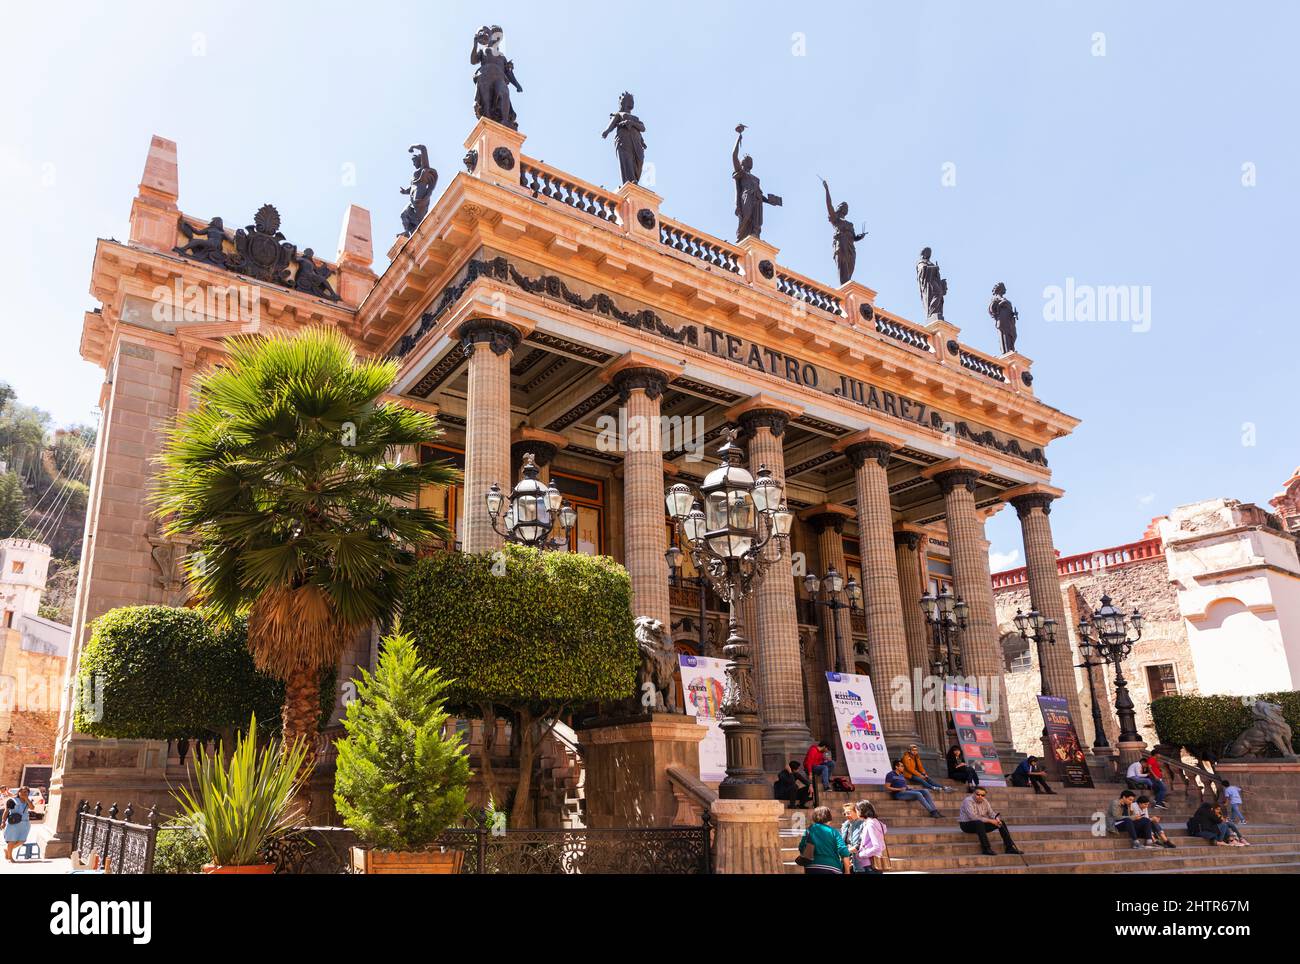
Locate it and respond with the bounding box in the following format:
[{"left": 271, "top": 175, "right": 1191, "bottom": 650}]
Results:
[
  {"left": 1135, "top": 795, "right": 1176, "bottom": 849},
  {"left": 1188, "top": 802, "right": 1250, "bottom": 847},
  {"left": 885, "top": 759, "right": 943, "bottom": 818},
  {"left": 947, "top": 744, "right": 980, "bottom": 789},
  {"left": 1107, "top": 789, "right": 1156, "bottom": 849},
  {"left": 958, "top": 786, "right": 1023, "bottom": 856},
  {"left": 902, "top": 744, "right": 950, "bottom": 792},
  {"left": 1008, "top": 755, "right": 1055, "bottom": 794},
  {"left": 774, "top": 760, "right": 812, "bottom": 809},
  {"left": 1126, "top": 759, "right": 1168, "bottom": 808},
  {"left": 804, "top": 741, "right": 833, "bottom": 793}
]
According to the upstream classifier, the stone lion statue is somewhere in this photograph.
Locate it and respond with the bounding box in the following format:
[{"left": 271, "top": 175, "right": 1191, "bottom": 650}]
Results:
[
  {"left": 1224, "top": 700, "right": 1297, "bottom": 759},
  {"left": 634, "top": 616, "right": 679, "bottom": 714}
]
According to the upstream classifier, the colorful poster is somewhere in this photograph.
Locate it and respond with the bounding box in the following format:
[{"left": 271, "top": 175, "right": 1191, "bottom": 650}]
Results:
[
  {"left": 678, "top": 654, "right": 728, "bottom": 783},
  {"left": 825, "top": 672, "right": 893, "bottom": 785},
  {"left": 945, "top": 680, "right": 1006, "bottom": 786},
  {"left": 1037, "top": 695, "right": 1094, "bottom": 788}
]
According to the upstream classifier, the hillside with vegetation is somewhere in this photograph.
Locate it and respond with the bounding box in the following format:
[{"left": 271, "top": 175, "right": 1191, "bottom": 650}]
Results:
[{"left": 0, "top": 381, "right": 96, "bottom": 623}]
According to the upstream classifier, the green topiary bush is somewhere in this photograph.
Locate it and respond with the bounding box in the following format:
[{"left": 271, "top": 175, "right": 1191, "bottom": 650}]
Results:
[
  {"left": 1151, "top": 691, "right": 1300, "bottom": 761},
  {"left": 402, "top": 544, "right": 637, "bottom": 826},
  {"left": 334, "top": 632, "right": 471, "bottom": 851},
  {"left": 74, "top": 606, "right": 333, "bottom": 741}
]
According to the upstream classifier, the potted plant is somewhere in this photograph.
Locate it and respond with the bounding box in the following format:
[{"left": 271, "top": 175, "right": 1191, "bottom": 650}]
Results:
[
  {"left": 172, "top": 714, "right": 310, "bottom": 874},
  {"left": 335, "top": 631, "right": 472, "bottom": 873}
]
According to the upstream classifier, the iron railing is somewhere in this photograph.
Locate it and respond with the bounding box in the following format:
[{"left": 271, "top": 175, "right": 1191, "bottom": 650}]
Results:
[
  {"left": 262, "top": 821, "right": 712, "bottom": 874},
  {"left": 438, "top": 821, "right": 712, "bottom": 874},
  {"left": 72, "top": 800, "right": 158, "bottom": 874}
]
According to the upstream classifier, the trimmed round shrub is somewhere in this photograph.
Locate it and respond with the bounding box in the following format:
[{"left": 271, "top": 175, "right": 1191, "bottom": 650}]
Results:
[
  {"left": 402, "top": 544, "right": 637, "bottom": 710},
  {"left": 1151, "top": 691, "right": 1300, "bottom": 760},
  {"left": 74, "top": 606, "right": 333, "bottom": 741},
  {"left": 152, "top": 822, "right": 209, "bottom": 875}
]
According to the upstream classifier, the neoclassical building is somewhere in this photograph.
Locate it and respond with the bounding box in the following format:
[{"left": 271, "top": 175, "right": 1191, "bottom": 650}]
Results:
[{"left": 50, "top": 113, "right": 1085, "bottom": 842}]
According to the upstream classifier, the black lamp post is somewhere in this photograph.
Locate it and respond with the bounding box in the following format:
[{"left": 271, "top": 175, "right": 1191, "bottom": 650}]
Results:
[
  {"left": 1077, "top": 592, "right": 1144, "bottom": 745},
  {"left": 920, "top": 586, "right": 967, "bottom": 677},
  {"left": 920, "top": 586, "right": 967, "bottom": 743},
  {"left": 485, "top": 452, "right": 577, "bottom": 550},
  {"left": 1013, "top": 608, "right": 1057, "bottom": 697},
  {"left": 665, "top": 429, "right": 793, "bottom": 800},
  {"left": 1075, "top": 648, "right": 1111, "bottom": 750},
  {"left": 804, "top": 566, "right": 861, "bottom": 674}
]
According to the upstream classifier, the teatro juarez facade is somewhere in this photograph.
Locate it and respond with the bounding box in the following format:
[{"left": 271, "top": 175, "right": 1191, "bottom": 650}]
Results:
[{"left": 50, "top": 75, "right": 1086, "bottom": 844}]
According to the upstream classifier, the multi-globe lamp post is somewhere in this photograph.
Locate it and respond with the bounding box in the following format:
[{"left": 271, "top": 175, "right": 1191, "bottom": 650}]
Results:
[
  {"left": 919, "top": 585, "right": 967, "bottom": 742},
  {"left": 665, "top": 430, "right": 793, "bottom": 800},
  {"left": 1077, "top": 592, "right": 1144, "bottom": 746},
  {"left": 1014, "top": 607, "right": 1058, "bottom": 766},
  {"left": 484, "top": 452, "right": 577, "bottom": 550},
  {"left": 804, "top": 566, "right": 861, "bottom": 673}
]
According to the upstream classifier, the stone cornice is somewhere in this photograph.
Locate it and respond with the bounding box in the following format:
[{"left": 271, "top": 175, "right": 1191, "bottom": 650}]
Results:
[{"left": 359, "top": 166, "right": 1079, "bottom": 448}]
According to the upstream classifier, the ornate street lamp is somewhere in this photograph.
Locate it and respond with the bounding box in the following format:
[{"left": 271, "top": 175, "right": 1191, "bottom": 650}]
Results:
[
  {"left": 920, "top": 586, "right": 967, "bottom": 743},
  {"left": 920, "top": 585, "right": 967, "bottom": 677},
  {"left": 665, "top": 429, "right": 793, "bottom": 800},
  {"left": 1012, "top": 608, "right": 1058, "bottom": 697},
  {"left": 1077, "top": 592, "right": 1144, "bottom": 745},
  {"left": 804, "top": 566, "right": 859, "bottom": 674},
  {"left": 485, "top": 452, "right": 577, "bottom": 550}
]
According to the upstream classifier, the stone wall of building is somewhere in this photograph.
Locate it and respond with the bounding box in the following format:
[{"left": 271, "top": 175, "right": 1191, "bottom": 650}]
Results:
[{"left": 995, "top": 551, "right": 1194, "bottom": 756}]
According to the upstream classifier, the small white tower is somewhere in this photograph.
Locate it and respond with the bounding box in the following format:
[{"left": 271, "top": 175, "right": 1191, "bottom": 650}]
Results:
[{"left": 0, "top": 538, "right": 53, "bottom": 627}]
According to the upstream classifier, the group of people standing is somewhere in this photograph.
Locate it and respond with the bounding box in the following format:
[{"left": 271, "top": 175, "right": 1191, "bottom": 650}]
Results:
[{"left": 797, "top": 802, "right": 888, "bottom": 874}]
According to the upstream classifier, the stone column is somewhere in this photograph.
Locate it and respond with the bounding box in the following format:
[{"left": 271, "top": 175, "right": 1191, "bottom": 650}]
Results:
[
  {"left": 457, "top": 319, "right": 521, "bottom": 554},
  {"left": 923, "top": 460, "right": 1015, "bottom": 755},
  {"left": 800, "top": 505, "right": 856, "bottom": 674},
  {"left": 895, "top": 525, "right": 945, "bottom": 757},
  {"left": 838, "top": 433, "right": 921, "bottom": 756},
  {"left": 609, "top": 365, "right": 672, "bottom": 630},
  {"left": 731, "top": 403, "right": 811, "bottom": 771},
  {"left": 1006, "top": 485, "right": 1087, "bottom": 733}
]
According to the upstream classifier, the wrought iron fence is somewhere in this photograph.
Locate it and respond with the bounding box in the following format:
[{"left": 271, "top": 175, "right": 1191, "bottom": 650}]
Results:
[
  {"left": 439, "top": 821, "right": 712, "bottom": 874},
  {"left": 260, "top": 821, "right": 712, "bottom": 874},
  {"left": 71, "top": 800, "right": 158, "bottom": 874}
]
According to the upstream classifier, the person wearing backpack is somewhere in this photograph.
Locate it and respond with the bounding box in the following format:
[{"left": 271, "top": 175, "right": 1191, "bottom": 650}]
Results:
[
  {"left": 797, "top": 806, "right": 852, "bottom": 874},
  {"left": 3, "top": 787, "right": 32, "bottom": 861}
]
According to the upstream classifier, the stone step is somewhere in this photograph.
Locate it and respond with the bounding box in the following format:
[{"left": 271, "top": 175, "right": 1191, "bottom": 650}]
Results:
[
  {"left": 889, "top": 842, "right": 1300, "bottom": 871},
  {"left": 878, "top": 832, "right": 1300, "bottom": 857},
  {"left": 927, "top": 849, "right": 1300, "bottom": 874}
]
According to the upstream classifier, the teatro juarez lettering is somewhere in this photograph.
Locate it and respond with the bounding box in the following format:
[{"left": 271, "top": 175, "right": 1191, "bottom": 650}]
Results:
[
  {"left": 400, "top": 254, "right": 1047, "bottom": 467},
  {"left": 693, "top": 324, "right": 1047, "bottom": 467}
]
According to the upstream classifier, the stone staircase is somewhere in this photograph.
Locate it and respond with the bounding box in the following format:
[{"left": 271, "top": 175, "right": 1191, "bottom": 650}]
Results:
[{"left": 778, "top": 781, "right": 1300, "bottom": 874}]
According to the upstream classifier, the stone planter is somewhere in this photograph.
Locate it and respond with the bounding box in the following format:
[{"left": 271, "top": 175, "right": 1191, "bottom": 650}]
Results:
[
  {"left": 202, "top": 863, "right": 276, "bottom": 874},
  {"left": 350, "top": 846, "right": 465, "bottom": 874}
]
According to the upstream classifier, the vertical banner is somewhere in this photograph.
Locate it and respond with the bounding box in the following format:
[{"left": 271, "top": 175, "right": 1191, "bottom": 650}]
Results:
[
  {"left": 945, "top": 680, "right": 1006, "bottom": 786},
  {"left": 825, "top": 672, "right": 892, "bottom": 785},
  {"left": 678, "top": 654, "right": 728, "bottom": 783},
  {"left": 1037, "top": 695, "right": 1095, "bottom": 788}
]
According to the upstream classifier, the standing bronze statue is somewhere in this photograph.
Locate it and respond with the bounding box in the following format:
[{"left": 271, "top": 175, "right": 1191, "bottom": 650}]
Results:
[
  {"left": 820, "top": 178, "right": 866, "bottom": 285},
  {"left": 601, "top": 92, "right": 647, "bottom": 185},
  {"left": 399, "top": 145, "right": 438, "bottom": 237},
  {"left": 471, "top": 25, "right": 522, "bottom": 130},
  {"left": 731, "top": 125, "right": 782, "bottom": 242},
  {"left": 988, "top": 282, "right": 1019, "bottom": 354},
  {"left": 917, "top": 247, "right": 947, "bottom": 322}
]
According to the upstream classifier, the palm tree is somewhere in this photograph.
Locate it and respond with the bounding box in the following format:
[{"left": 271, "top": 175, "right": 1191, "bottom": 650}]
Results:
[{"left": 153, "top": 327, "right": 458, "bottom": 760}]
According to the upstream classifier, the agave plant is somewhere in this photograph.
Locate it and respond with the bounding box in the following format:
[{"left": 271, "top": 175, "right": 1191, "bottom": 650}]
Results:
[{"left": 172, "top": 715, "right": 311, "bottom": 868}]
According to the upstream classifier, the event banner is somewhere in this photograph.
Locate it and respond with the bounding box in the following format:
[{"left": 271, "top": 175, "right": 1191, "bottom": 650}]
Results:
[
  {"left": 678, "top": 654, "right": 728, "bottom": 783},
  {"left": 945, "top": 680, "right": 1007, "bottom": 786},
  {"left": 825, "top": 672, "right": 893, "bottom": 785},
  {"left": 1037, "top": 695, "right": 1095, "bottom": 788}
]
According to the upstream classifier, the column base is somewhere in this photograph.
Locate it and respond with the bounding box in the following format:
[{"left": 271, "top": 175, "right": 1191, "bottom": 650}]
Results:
[
  {"left": 710, "top": 798, "right": 786, "bottom": 874},
  {"left": 578, "top": 713, "right": 706, "bottom": 828},
  {"left": 761, "top": 722, "right": 813, "bottom": 775},
  {"left": 1117, "top": 740, "right": 1148, "bottom": 771}
]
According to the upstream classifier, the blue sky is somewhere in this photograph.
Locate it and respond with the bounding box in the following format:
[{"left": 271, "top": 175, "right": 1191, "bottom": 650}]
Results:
[{"left": 3, "top": 0, "right": 1296, "bottom": 568}]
